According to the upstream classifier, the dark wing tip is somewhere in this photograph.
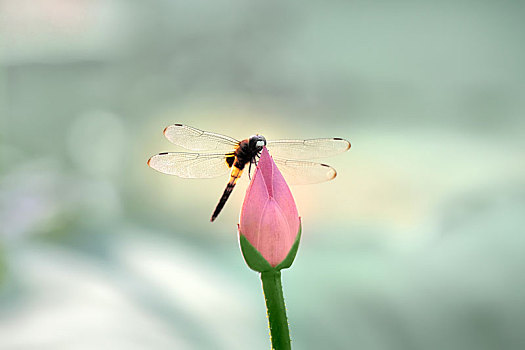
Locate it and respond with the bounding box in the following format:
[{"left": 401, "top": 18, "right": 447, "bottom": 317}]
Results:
[
  {"left": 165, "top": 124, "right": 183, "bottom": 134},
  {"left": 321, "top": 163, "right": 337, "bottom": 180},
  {"left": 334, "top": 137, "right": 351, "bottom": 151},
  {"left": 158, "top": 152, "right": 168, "bottom": 155}
]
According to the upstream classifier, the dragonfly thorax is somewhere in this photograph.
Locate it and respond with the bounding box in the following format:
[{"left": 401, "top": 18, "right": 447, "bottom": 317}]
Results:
[{"left": 234, "top": 135, "right": 266, "bottom": 169}]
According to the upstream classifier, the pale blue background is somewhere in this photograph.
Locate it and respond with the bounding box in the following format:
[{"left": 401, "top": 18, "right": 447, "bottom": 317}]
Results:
[{"left": 1, "top": 1, "right": 525, "bottom": 349}]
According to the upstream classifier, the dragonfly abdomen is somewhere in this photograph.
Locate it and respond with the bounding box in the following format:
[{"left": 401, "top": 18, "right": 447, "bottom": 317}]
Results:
[
  {"left": 211, "top": 161, "right": 246, "bottom": 222},
  {"left": 210, "top": 138, "right": 262, "bottom": 222}
]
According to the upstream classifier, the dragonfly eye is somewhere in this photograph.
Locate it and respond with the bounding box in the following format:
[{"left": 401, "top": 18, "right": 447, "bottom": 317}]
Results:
[{"left": 250, "top": 135, "right": 266, "bottom": 149}]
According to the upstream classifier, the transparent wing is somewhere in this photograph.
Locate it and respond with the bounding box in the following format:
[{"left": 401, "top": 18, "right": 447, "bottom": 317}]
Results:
[
  {"left": 273, "top": 158, "right": 337, "bottom": 185},
  {"left": 266, "top": 138, "right": 351, "bottom": 160},
  {"left": 163, "top": 124, "right": 239, "bottom": 152},
  {"left": 147, "top": 152, "right": 231, "bottom": 178}
]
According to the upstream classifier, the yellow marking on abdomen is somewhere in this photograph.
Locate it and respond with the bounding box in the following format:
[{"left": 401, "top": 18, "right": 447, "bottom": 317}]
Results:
[
  {"left": 210, "top": 163, "right": 245, "bottom": 222},
  {"left": 228, "top": 166, "right": 243, "bottom": 185}
]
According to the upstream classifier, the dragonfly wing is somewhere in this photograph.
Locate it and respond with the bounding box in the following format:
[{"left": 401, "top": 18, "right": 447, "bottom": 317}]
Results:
[
  {"left": 266, "top": 138, "right": 350, "bottom": 160},
  {"left": 273, "top": 158, "right": 337, "bottom": 185},
  {"left": 148, "top": 152, "right": 232, "bottom": 178},
  {"left": 163, "top": 124, "right": 239, "bottom": 152}
]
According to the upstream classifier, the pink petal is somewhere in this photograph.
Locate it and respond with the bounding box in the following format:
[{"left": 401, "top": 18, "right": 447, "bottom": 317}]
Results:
[{"left": 256, "top": 199, "right": 296, "bottom": 266}]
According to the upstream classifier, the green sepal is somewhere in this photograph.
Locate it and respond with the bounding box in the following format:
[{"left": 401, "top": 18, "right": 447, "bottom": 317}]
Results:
[
  {"left": 239, "top": 221, "right": 302, "bottom": 272},
  {"left": 239, "top": 234, "right": 274, "bottom": 272}
]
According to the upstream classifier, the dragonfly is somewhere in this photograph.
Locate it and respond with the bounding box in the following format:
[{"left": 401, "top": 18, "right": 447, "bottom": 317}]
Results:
[{"left": 147, "top": 124, "right": 351, "bottom": 222}]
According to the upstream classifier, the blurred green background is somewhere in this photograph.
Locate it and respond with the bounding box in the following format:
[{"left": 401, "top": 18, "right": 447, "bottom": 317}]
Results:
[{"left": 1, "top": 1, "right": 525, "bottom": 349}]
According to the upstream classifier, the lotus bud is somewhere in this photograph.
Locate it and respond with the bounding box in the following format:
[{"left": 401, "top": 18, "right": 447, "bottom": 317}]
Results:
[{"left": 239, "top": 147, "right": 301, "bottom": 272}]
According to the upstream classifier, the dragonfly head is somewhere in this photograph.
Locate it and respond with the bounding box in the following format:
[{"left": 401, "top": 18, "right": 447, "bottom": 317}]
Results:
[{"left": 249, "top": 134, "right": 267, "bottom": 151}]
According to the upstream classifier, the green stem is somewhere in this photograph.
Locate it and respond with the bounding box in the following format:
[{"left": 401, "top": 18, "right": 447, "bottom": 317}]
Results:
[{"left": 260, "top": 270, "right": 291, "bottom": 350}]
